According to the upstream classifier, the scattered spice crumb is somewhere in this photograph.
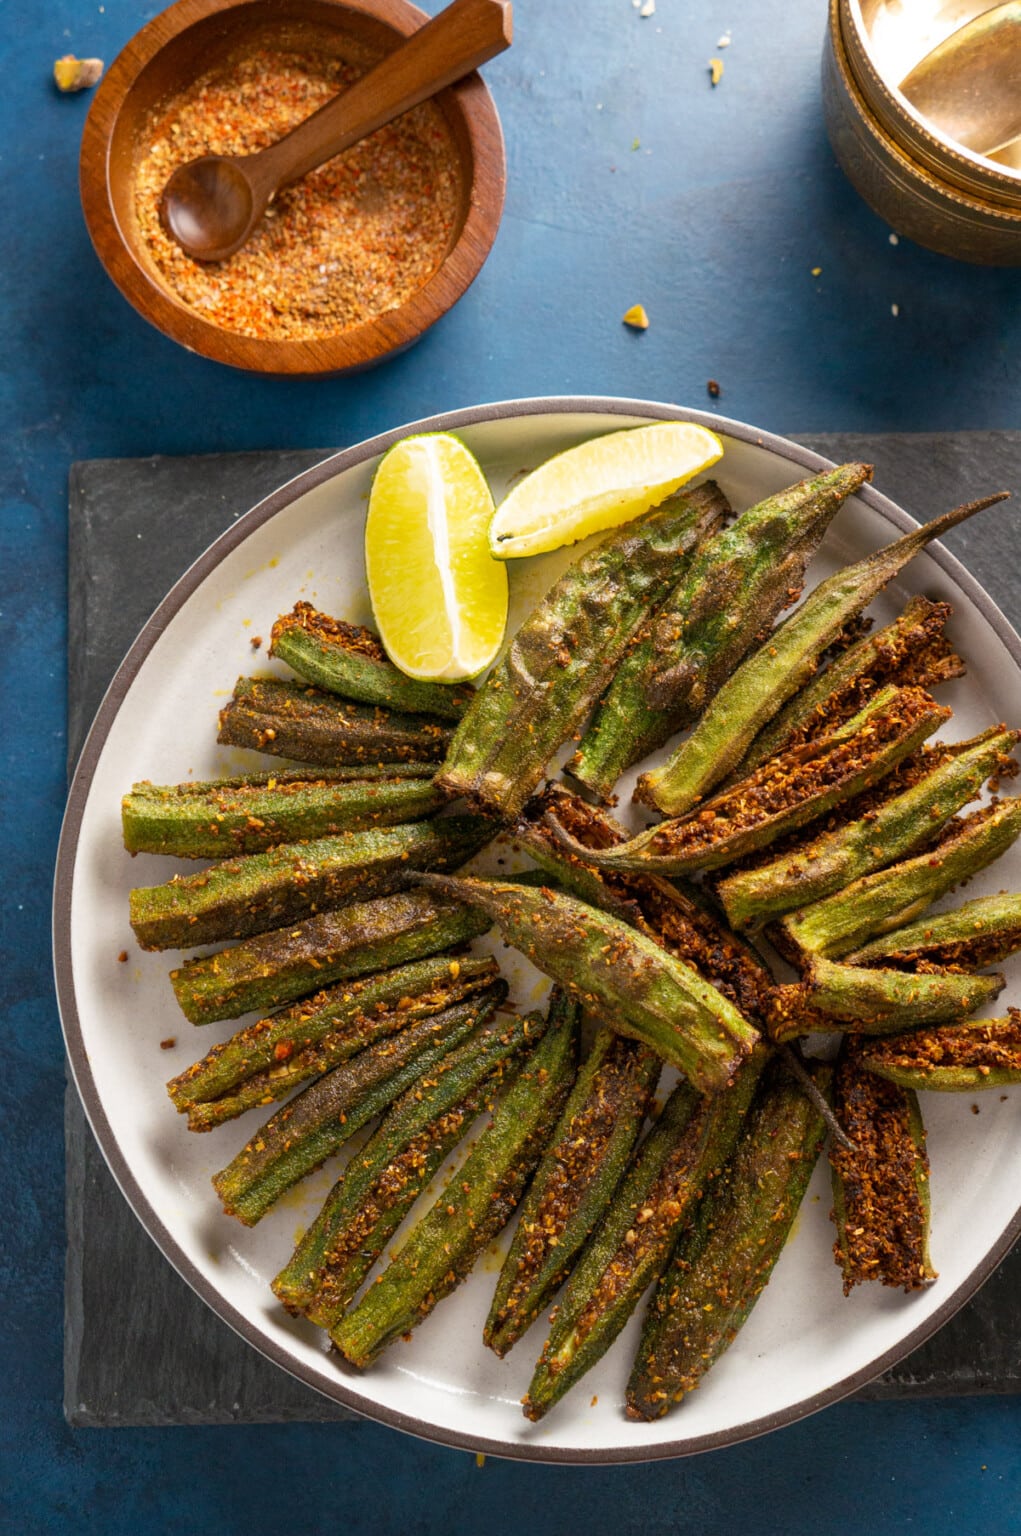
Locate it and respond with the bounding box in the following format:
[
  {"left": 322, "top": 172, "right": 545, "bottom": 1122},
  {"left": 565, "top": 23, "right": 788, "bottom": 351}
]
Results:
[
  {"left": 709, "top": 58, "right": 724, "bottom": 86},
  {"left": 811, "top": 266, "right": 822, "bottom": 277},
  {"left": 133, "top": 47, "right": 459, "bottom": 341},
  {"left": 117, "top": 950, "right": 129, "bottom": 963},
  {"left": 250, "top": 635, "right": 262, "bottom": 650},
  {"left": 717, "top": 31, "right": 732, "bottom": 48},
  {"left": 631, "top": 137, "right": 641, "bottom": 151},
  {"left": 889, "top": 231, "right": 899, "bottom": 245},
  {"left": 590, "top": 1394, "right": 599, "bottom": 1406},
  {"left": 891, "top": 303, "right": 900, "bottom": 317},
  {"left": 160, "top": 1037, "right": 177, "bottom": 1050},
  {"left": 971, "top": 1103, "right": 980, "bottom": 1114},
  {"left": 622, "top": 303, "right": 649, "bottom": 330},
  {"left": 475, "top": 1452, "right": 486, "bottom": 1468},
  {"left": 706, "top": 378, "right": 721, "bottom": 398},
  {"left": 640, "top": 0, "right": 656, "bottom": 16},
  {"left": 54, "top": 55, "right": 103, "bottom": 92}
]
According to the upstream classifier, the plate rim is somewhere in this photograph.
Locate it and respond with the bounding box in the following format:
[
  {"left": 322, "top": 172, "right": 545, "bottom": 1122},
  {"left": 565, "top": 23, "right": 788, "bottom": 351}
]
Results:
[{"left": 52, "top": 394, "right": 1021, "bottom": 1462}]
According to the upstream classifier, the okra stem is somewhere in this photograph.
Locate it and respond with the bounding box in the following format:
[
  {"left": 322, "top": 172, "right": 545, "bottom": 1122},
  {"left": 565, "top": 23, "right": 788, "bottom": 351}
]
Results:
[
  {"left": 212, "top": 981, "right": 506, "bottom": 1224},
  {"left": 330, "top": 992, "right": 580, "bottom": 1366},
  {"left": 522, "top": 1046, "right": 767, "bottom": 1421},
  {"left": 167, "top": 953, "right": 498, "bottom": 1129},
  {"left": 485, "top": 1028, "right": 661, "bottom": 1358},
  {"left": 130, "top": 815, "right": 493, "bottom": 950},
  {"left": 718, "top": 728, "right": 1020, "bottom": 932},
  {"left": 121, "top": 767, "right": 444, "bottom": 859},
  {"left": 571, "top": 463, "right": 871, "bottom": 799},
  {"left": 272, "top": 1001, "right": 547, "bottom": 1321},
  {"left": 269, "top": 602, "right": 473, "bottom": 720},
  {"left": 626, "top": 1057, "right": 829, "bottom": 1419},
  {"left": 435, "top": 482, "right": 729, "bottom": 818},
  {"left": 415, "top": 872, "right": 760, "bottom": 1094},
  {"left": 217, "top": 676, "right": 451, "bottom": 766},
  {"left": 635, "top": 493, "right": 1010, "bottom": 816},
  {"left": 169, "top": 887, "right": 494, "bottom": 1024}
]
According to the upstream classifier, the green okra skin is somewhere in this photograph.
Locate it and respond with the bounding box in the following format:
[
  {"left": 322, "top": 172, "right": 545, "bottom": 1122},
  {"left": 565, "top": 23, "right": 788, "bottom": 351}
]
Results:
[
  {"left": 770, "top": 955, "right": 1004, "bottom": 1040},
  {"left": 779, "top": 797, "right": 1021, "bottom": 960},
  {"left": 860, "top": 1015, "right": 1021, "bottom": 1091},
  {"left": 848, "top": 892, "right": 1021, "bottom": 971},
  {"left": 522, "top": 1045, "right": 768, "bottom": 1422},
  {"left": 635, "top": 492, "right": 1010, "bottom": 817},
  {"left": 330, "top": 992, "right": 581, "bottom": 1367},
  {"left": 570, "top": 463, "right": 871, "bottom": 800},
  {"left": 167, "top": 953, "right": 499, "bottom": 1129},
  {"left": 273, "top": 1002, "right": 548, "bottom": 1321},
  {"left": 217, "top": 676, "right": 451, "bottom": 767},
  {"left": 129, "top": 815, "right": 494, "bottom": 951},
  {"left": 732, "top": 596, "right": 963, "bottom": 781},
  {"left": 212, "top": 981, "right": 507, "bottom": 1225},
  {"left": 830, "top": 1045, "right": 936, "bottom": 1294},
  {"left": 718, "top": 727, "right": 1021, "bottom": 932},
  {"left": 269, "top": 603, "right": 473, "bottom": 721},
  {"left": 121, "top": 767, "right": 445, "bottom": 859},
  {"left": 626, "top": 1058, "right": 830, "bottom": 1420},
  {"left": 415, "top": 872, "right": 760, "bottom": 1094},
  {"left": 169, "top": 887, "right": 494, "bottom": 1024},
  {"left": 554, "top": 687, "right": 946, "bottom": 878},
  {"left": 513, "top": 785, "right": 773, "bottom": 1026},
  {"left": 435, "top": 481, "right": 729, "bottom": 820},
  {"left": 484, "top": 1028, "right": 662, "bottom": 1358}
]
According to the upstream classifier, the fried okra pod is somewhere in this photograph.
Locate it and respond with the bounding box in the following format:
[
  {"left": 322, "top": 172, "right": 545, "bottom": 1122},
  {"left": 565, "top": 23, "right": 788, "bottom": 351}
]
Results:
[
  {"left": 859, "top": 1013, "right": 1021, "bottom": 1091},
  {"left": 217, "top": 676, "right": 451, "bottom": 766}
]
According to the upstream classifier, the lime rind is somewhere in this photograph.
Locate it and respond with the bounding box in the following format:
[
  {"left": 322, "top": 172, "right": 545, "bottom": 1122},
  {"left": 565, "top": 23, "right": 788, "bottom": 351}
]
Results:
[{"left": 487, "top": 422, "right": 724, "bottom": 560}]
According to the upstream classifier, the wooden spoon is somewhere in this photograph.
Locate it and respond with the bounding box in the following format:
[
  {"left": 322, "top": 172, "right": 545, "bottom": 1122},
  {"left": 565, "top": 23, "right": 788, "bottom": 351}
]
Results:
[{"left": 160, "top": 0, "right": 512, "bottom": 263}]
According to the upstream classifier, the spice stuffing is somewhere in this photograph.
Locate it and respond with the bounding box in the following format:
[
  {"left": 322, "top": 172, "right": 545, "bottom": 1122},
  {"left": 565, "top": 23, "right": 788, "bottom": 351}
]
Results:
[{"left": 134, "top": 47, "right": 459, "bottom": 340}]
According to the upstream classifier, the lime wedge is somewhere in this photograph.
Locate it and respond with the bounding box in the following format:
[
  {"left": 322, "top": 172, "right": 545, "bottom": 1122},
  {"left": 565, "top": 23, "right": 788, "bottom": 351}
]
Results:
[
  {"left": 488, "top": 422, "right": 724, "bottom": 559},
  {"left": 365, "top": 433, "right": 508, "bottom": 683}
]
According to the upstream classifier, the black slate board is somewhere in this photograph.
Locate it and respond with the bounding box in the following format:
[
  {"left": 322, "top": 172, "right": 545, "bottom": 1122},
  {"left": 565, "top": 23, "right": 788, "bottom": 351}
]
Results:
[{"left": 65, "top": 433, "right": 1021, "bottom": 1427}]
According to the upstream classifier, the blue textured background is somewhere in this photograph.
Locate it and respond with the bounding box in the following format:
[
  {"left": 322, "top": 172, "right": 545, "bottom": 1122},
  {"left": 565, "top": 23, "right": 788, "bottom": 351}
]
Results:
[{"left": 3, "top": 0, "right": 1021, "bottom": 1529}]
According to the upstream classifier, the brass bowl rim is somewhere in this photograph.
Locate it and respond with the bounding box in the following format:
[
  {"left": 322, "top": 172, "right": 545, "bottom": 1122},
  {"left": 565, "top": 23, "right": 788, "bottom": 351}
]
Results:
[{"left": 839, "top": 0, "right": 1021, "bottom": 207}]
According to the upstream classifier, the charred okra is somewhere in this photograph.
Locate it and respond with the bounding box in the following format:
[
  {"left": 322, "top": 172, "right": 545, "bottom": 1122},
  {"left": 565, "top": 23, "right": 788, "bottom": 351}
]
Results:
[
  {"left": 553, "top": 687, "right": 946, "bottom": 877},
  {"left": 330, "top": 991, "right": 580, "bottom": 1366},
  {"left": 273, "top": 1001, "right": 549, "bottom": 1322},
  {"left": 830, "top": 1043, "right": 936, "bottom": 1294},
  {"left": 848, "top": 892, "right": 1021, "bottom": 971},
  {"left": 130, "top": 815, "right": 493, "bottom": 950},
  {"left": 121, "top": 766, "right": 445, "bottom": 859},
  {"left": 719, "top": 727, "right": 1020, "bottom": 932},
  {"left": 859, "top": 1012, "right": 1021, "bottom": 1091},
  {"left": 415, "top": 872, "right": 760, "bottom": 1094},
  {"left": 626, "top": 1057, "right": 829, "bottom": 1420},
  {"left": 269, "top": 602, "right": 474, "bottom": 720},
  {"left": 435, "top": 481, "right": 729, "bottom": 818},
  {"left": 635, "top": 493, "right": 1009, "bottom": 816},
  {"left": 169, "top": 886, "right": 493, "bottom": 1024},
  {"left": 485, "top": 1028, "right": 661, "bottom": 1358},
  {"left": 217, "top": 676, "right": 451, "bottom": 766},
  {"left": 522, "top": 1046, "right": 767, "bottom": 1421},
  {"left": 212, "top": 981, "right": 507, "bottom": 1224},
  {"left": 768, "top": 954, "right": 1005, "bottom": 1040},
  {"left": 571, "top": 463, "right": 872, "bottom": 798},
  {"left": 734, "top": 595, "right": 964, "bottom": 779},
  {"left": 167, "top": 953, "right": 499, "bottom": 1130}
]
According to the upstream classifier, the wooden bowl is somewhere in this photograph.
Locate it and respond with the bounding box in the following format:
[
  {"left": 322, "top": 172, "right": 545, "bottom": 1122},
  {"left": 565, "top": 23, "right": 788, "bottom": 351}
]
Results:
[{"left": 79, "top": 0, "right": 506, "bottom": 374}]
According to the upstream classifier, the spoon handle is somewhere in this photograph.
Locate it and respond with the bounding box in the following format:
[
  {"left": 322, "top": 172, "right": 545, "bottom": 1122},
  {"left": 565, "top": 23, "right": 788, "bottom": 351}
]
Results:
[{"left": 250, "top": 0, "right": 512, "bottom": 195}]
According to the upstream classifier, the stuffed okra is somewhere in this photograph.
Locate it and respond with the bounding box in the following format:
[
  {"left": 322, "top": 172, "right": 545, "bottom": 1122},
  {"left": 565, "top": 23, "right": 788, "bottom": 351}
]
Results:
[
  {"left": 435, "top": 481, "right": 729, "bottom": 818},
  {"left": 167, "top": 952, "right": 499, "bottom": 1130},
  {"left": 330, "top": 991, "right": 580, "bottom": 1366},
  {"left": 626, "top": 1057, "right": 829, "bottom": 1419},
  {"left": 859, "top": 1012, "right": 1021, "bottom": 1091},
  {"left": 269, "top": 602, "right": 474, "bottom": 719},
  {"left": 217, "top": 676, "right": 451, "bottom": 766},
  {"left": 571, "top": 463, "right": 872, "bottom": 798},
  {"left": 212, "top": 980, "right": 507, "bottom": 1224},
  {"left": 415, "top": 872, "right": 760, "bottom": 1094},
  {"left": 635, "top": 493, "right": 1009, "bottom": 816}
]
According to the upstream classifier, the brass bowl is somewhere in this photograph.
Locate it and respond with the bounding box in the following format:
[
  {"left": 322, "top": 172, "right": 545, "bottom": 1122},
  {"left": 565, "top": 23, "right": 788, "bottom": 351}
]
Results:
[
  {"left": 79, "top": 0, "right": 506, "bottom": 375},
  {"left": 824, "top": 0, "right": 1021, "bottom": 264}
]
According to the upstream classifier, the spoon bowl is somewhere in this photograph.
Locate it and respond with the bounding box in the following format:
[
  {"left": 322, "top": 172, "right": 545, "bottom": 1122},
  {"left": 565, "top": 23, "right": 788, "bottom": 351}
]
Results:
[{"left": 161, "top": 156, "right": 259, "bottom": 262}]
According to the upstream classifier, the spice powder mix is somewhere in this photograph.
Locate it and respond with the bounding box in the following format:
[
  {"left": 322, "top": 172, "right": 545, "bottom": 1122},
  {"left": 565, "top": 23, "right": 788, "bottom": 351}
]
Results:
[{"left": 134, "top": 48, "right": 460, "bottom": 341}]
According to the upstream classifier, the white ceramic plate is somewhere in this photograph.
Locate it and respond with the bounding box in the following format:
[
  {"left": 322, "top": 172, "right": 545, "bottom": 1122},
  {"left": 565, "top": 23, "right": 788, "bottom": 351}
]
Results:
[{"left": 54, "top": 398, "right": 1021, "bottom": 1462}]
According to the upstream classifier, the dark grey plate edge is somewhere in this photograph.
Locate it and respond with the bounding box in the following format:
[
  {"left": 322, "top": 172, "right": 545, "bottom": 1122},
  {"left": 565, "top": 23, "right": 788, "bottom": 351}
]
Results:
[{"left": 52, "top": 395, "right": 1021, "bottom": 1464}]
